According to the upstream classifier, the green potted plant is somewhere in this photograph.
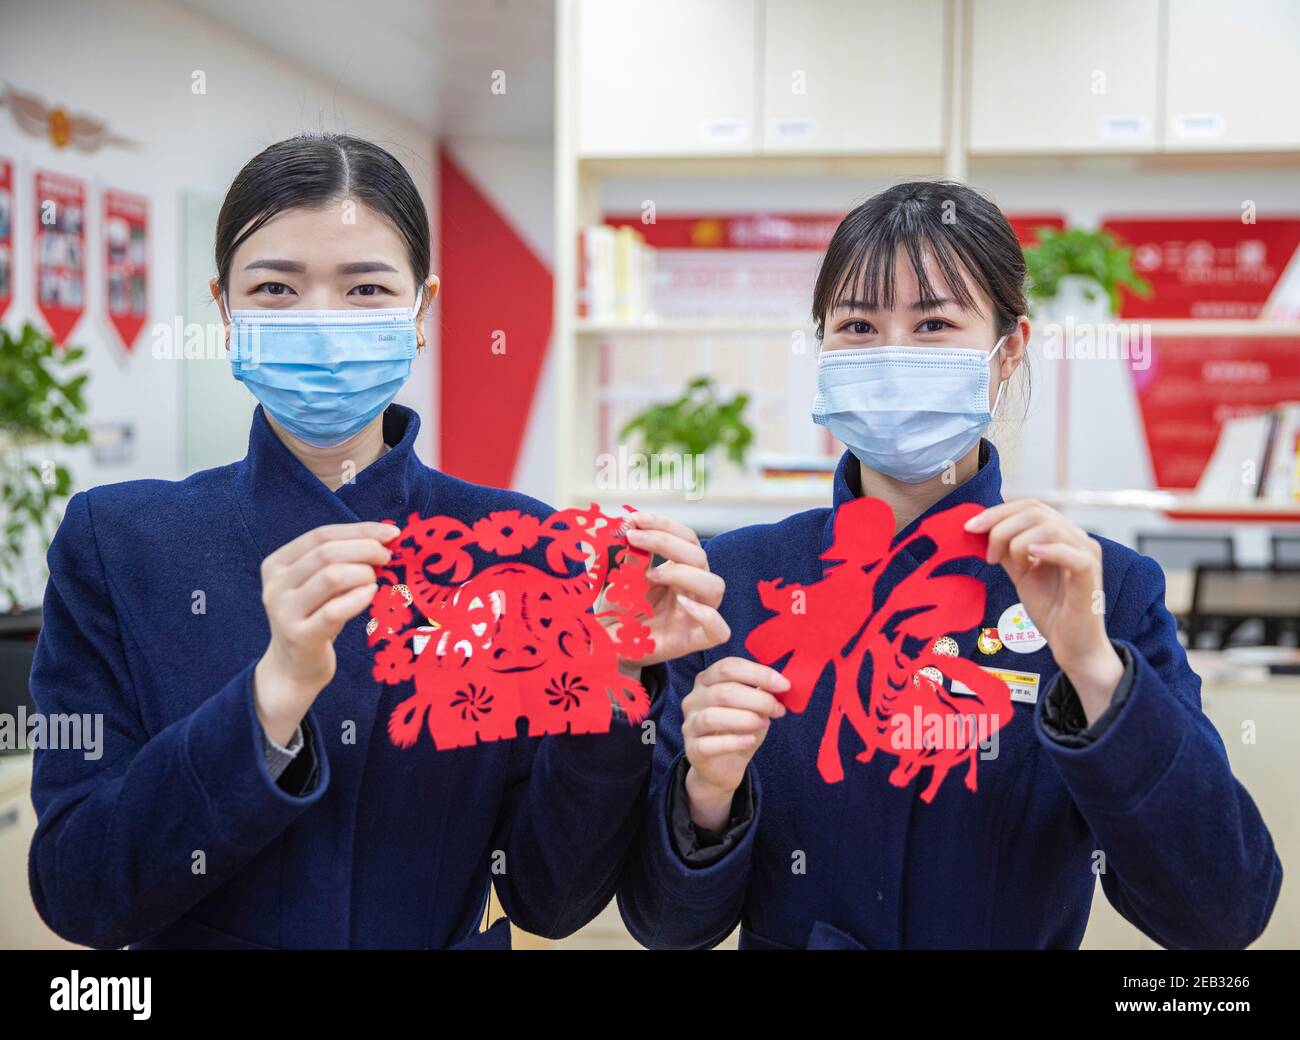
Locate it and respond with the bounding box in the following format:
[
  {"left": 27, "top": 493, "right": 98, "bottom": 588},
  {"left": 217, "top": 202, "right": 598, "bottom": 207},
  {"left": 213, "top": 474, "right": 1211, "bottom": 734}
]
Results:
[
  {"left": 0, "top": 322, "right": 90, "bottom": 613},
  {"left": 1024, "top": 226, "right": 1152, "bottom": 317},
  {"left": 619, "top": 375, "right": 754, "bottom": 494}
]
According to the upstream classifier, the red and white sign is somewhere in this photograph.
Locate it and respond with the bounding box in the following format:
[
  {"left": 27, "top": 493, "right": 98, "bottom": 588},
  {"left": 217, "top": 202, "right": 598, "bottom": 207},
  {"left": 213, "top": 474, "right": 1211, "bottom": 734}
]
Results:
[
  {"left": 0, "top": 158, "right": 13, "bottom": 323},
  {"left": 1102, "top": 216, "right": 1300, "bottom": 319},
  {"left": 33, "top": 169, "right": 86, "bottom": 345},
  {"left": 1008, "top": 214, "right": 1066, "bottom": 247},
  {"left": 103, "top": 188, "right": 149, "bottom": 353},
  {"left": 608, "top": 211, "right": 1066, "bottom": 251},
  {"left": 1131, "top": 333, "right": 1300, "bottom": 488}
]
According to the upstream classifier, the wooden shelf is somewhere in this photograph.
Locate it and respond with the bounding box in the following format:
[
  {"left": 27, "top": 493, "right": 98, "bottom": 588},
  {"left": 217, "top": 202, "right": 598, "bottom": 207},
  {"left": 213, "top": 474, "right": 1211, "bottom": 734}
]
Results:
[
  {"left": 575, "top": 153, "right": 946, "bottom": 178},
  {"left": 1027, "top": 488, "right": 1300, "bottom": 523},
  {"left": 570, "top": 484, "right": 831, "bottom": 509},
  {"left": 575, "top": 318, "right": 1299, "bottom": 338},
  {"left": 576, "top": 318, "right": 813, "bottom": 336}
]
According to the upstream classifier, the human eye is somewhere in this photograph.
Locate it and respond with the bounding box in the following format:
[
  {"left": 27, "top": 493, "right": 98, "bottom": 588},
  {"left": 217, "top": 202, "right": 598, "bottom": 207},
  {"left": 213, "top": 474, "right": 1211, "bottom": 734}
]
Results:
[
  {"left": 348, "top": 283, "right": 398, "bottom": 299},
  {"left": 916, "top": 317, "right": 957, "bottom": 334},
  {"left": 251, "top": 281, "right": 296, "bottom": 297},
  {"left": 838, "top": 319, "right": 875, "bottom": 336}
]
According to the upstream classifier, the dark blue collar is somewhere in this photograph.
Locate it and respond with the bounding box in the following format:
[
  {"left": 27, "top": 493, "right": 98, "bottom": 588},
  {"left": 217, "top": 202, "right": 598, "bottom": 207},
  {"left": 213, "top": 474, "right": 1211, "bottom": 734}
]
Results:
[
  {"left": 823, "top": 438, "right": 1006, "bottom": 554},
  {"left": 232, "top": 403, "right": 433, "bottom": 557}
]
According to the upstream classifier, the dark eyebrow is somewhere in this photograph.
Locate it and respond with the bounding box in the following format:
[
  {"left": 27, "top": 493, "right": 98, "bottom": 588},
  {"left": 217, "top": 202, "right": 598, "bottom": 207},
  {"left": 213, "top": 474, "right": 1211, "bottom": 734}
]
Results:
[
  {"left": 337, "top": 261, "right": 400, "bottom": 275},
  {"left": 243, "top": 258, "right": 306, "bottom": 273},
  {"left": 832, "top": 296, "right": 960, "bottom": 312},
  {"left": 241, "top": 260, "right": 401, "bottom": 275}
]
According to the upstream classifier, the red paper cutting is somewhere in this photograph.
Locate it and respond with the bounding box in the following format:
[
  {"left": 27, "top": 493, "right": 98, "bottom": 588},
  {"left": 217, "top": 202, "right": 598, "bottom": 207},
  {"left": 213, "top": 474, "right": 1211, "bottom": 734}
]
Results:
[
  {"left": 744, "top": 498, "right": 1013, "bottom": 802},
  {"left": 368, "top": 505, "right": 655, "bottom": 750}
]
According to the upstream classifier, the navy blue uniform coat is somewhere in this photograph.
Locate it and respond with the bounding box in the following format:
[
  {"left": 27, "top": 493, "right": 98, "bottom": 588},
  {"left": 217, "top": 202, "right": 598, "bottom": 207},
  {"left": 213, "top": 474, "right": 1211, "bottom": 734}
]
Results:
[
  {"left": 617, "top": 443, "right": 1282, "bottom": 949},
  {"left": 27, "top": 405, "right": 657, "bottom": 949}
]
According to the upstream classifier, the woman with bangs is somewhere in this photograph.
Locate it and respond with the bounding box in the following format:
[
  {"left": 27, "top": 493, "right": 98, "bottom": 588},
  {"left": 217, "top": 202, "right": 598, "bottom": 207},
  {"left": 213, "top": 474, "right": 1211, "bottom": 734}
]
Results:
[{"left": 616, "top": 180, "right": 1281, "bottom": 950}]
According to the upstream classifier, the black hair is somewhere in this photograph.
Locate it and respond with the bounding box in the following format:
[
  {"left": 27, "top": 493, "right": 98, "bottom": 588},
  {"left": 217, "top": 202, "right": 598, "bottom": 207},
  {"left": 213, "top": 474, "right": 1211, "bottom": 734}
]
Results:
[
  {"left": 812, "top": 180, "right": 1027, "bottom": 341},
  {"left": 214, "top": 133, "right": 430, "bottom": 293}
]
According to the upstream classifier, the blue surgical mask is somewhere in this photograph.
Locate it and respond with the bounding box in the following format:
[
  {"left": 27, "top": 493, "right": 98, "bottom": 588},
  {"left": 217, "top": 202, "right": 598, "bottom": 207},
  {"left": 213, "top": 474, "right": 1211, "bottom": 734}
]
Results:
[
  {"left": 226, "top": 296, "right": 421, "bottom": 447},
  {"left": 812, "top": 337, "right": 1007, "bottom": 483}
]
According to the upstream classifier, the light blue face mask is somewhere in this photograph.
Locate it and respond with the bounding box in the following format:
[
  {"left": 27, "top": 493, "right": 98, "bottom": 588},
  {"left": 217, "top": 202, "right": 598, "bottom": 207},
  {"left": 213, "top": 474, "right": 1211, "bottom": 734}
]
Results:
[
  {"left": 812, "top": 337, "right": 1007, "bottom": 483},
  {"left": 225, "top": 296, "right": 421, "bottom": 448}
]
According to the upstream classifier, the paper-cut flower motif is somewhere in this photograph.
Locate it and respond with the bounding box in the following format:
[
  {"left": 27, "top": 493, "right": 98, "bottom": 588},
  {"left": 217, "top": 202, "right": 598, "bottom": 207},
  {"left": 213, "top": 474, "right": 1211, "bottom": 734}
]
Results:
[
  {"left": 374, "top": 640, "right": 416, "bottom": 684},
  {"left": 544, "top": 672, "right": 588, "bottom": 712},
  {"left": 614, "top": 616, "right": 654, "bottom": 659},
  {"left": 449, "top": 683, "right": 494, "bottom": 722},
  {"left": 603, "top": 553, "right": 652, "bottom": 611},
  {"left": 473, "top": 511, "right": 542, "bottom": 556}
]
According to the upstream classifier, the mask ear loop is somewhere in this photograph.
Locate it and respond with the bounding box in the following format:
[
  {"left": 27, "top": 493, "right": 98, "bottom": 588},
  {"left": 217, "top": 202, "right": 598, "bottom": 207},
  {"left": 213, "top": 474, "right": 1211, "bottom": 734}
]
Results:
[{"left": 987, "top": 334, "right": 1009, "bottom": 418}]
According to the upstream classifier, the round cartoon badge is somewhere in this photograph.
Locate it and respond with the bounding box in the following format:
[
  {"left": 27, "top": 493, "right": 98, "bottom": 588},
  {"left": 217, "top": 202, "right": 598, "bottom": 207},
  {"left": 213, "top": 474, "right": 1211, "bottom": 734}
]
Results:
[
  {"left": 996, "top": 602, "right": 1046, "bottom": 654},
  {"left": 977, "top": 627, "right": 1002, "bottom": 655}
]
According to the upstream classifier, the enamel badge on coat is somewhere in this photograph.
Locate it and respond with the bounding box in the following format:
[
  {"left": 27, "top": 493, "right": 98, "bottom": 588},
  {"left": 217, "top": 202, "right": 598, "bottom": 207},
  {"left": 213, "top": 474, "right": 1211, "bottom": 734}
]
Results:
[{"left": 996, "top": 602, "right": 1046, "bottom": 654}]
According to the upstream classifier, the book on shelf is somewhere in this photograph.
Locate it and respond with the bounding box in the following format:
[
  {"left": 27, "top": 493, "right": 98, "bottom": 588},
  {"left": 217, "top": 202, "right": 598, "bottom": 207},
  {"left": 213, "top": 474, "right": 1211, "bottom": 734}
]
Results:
[
  {"left": 577, "top": 224, "right": 655, "bottom": 322},
  {"left": 1195, "top": 403, "right": 1300, "bottom": 505}
]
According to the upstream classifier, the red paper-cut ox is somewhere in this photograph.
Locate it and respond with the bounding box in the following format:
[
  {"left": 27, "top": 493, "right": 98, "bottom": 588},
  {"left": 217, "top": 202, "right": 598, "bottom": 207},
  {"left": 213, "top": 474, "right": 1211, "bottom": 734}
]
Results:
[
  {"left": 745, "top": 498, "right": 1013, "bottom": 803},
  {"left": 368, "top": 505, "right": 655, "bottom": 750}
]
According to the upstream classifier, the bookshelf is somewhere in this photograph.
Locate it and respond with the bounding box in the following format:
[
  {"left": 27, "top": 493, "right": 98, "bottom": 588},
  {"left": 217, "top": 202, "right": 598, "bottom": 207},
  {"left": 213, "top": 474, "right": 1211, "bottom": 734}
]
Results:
[{"left": 552, "top": 0, "right": 1300, "bottom": 521}]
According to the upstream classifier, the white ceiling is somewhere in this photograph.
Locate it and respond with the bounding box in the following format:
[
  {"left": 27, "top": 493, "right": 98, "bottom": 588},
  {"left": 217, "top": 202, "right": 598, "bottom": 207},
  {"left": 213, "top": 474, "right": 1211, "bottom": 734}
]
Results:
[{"left": 175, "top": 0, "right": 555, "bottom": 138}]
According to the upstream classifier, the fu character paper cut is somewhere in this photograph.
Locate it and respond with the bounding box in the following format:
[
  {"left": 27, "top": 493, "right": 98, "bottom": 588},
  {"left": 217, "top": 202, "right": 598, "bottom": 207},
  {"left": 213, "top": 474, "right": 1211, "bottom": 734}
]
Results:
[
  {"left": 744, "top": 498, "right": 1013, "bottom": 803},
  {"left": 367, "top": 505, "right": 656, "bottom": 750}
]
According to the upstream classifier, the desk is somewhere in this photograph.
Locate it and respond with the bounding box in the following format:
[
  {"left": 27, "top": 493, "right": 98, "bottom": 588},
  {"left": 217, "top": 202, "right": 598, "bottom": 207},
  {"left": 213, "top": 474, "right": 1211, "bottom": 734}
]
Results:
[{"left": 0, "top": 755, "right": 79, "bottom": 948}]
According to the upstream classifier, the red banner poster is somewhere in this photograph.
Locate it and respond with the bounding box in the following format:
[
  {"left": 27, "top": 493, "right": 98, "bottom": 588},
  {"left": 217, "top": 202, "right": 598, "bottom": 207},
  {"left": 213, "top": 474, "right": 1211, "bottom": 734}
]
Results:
[
  {"left": 1132, "top": 334, "right": 1300, "bottom": 488},
  {"left": 1102, "top": 216, "right": 1300, "bottom": 319},
  {"left": 33, "top": 169, "right": 86, "bottom": 345},
  {"left": 0, "top": 158, "right": 13, "bottom": 323},
  {"left": 606, "top": 212, "right": 1066, "bottom": 251},
  {"left": 103, "top": 189, "right": 149, "bottom": 353}
]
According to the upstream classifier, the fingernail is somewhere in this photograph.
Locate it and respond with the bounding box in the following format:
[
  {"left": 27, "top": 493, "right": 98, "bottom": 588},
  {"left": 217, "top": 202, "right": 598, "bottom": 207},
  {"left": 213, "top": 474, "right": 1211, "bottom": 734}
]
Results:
[{"left": 772, "top": 671, "right": 791, "bottom": 690}]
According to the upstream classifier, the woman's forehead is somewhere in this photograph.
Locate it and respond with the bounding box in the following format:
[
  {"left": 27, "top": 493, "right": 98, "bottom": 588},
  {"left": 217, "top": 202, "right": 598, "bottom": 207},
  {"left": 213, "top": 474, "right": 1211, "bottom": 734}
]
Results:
[
  {"left": 233, "top": 203, "right": 408, "bottom": 264},
  {"left": 832, "top": 244, "right": 987, "bottom": 315}
]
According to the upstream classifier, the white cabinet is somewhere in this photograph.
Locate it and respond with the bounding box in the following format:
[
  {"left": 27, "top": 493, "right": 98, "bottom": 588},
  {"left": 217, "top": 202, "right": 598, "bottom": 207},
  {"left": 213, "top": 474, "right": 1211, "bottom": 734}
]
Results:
[
  {"left": 1165, "top": 0, "right": 1300, "bottom": 150},
  {"left": 761, "top": 0, "right": 945, "bottom": 154},
  {"left": 968, "top": 0, "right": 1160, "bottom": 153},
  {"left": 575, "top": 0, "right": 758, "bottom": 156}
]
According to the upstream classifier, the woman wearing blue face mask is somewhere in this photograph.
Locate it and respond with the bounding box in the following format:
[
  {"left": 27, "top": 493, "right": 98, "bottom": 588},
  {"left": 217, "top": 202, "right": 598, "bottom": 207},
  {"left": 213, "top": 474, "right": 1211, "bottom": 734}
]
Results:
[
  {"left": 617, "top": 180, "right": 1281, "bottom": 950},
  {"left": 27, "top": 133, "right": 729, "bottom": 949}
]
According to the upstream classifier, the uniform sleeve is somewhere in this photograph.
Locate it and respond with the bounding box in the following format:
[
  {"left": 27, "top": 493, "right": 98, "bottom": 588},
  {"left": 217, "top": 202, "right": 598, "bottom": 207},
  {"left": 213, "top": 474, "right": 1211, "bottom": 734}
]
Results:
[
  {"left": 26, "top": 492, "right": 330, "bottom": 950},
  {"left": 486, "top": 663, "right": 666, "bottom": 940},
  {"left": 615, "top": 647, "right": 761, "bottom": 949},
  {"left": 1035, "top": 552, "right": 1282, "bottom": 949}
]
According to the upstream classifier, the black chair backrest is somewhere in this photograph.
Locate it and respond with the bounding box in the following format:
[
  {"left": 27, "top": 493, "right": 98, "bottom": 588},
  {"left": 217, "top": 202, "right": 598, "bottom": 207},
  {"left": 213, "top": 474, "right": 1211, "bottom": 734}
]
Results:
[
  {"left": 1136, "top": 532, "right": 1235, "bottom": 570},
  {"left": 1272, "top": 535, "right": 1300, "bottom": 567}
]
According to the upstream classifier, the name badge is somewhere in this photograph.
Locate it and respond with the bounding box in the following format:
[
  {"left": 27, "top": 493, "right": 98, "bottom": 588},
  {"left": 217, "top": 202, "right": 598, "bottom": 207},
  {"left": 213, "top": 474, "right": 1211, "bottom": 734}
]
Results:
[{"left": 951, "top": 665, "right": 1041, "bottom": 705}]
